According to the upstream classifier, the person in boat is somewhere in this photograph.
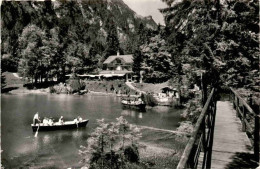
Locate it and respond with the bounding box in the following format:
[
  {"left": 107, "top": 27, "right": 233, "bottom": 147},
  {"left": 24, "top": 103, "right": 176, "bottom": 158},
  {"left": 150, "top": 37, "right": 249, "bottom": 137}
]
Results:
[
  {"left": 33, "top": 112, "right": 41, "bottom": 125},
  {"left": 78, "top": 116, "right": 83, "bottom": 122},
  {"left": 59, "top": 116, "right": 64, "bottom": 125},
  {"left": 48, "top": 118, "right": 54, "bottom": 126},
  {"left": 74, "top": 117, "right": 78, "bottom": 124},
  {"left": 176, "top": 92, "right": 180, "bottom": 106},
  {"left": 43, "top": 117, "right": 49, "bottom": 125},
  {"left": 138, "top": 97, "right": 143, "bottom": 104}
]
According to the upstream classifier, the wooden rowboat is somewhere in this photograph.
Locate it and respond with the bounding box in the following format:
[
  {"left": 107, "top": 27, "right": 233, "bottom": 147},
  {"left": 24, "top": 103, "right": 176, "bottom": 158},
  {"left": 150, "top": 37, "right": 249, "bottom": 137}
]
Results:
[
  {"left": 31, "top": 119, "right": 89, "bottom": 132},
  {"left": 121, "top": 99, "right": 146, "bottom": 110}
]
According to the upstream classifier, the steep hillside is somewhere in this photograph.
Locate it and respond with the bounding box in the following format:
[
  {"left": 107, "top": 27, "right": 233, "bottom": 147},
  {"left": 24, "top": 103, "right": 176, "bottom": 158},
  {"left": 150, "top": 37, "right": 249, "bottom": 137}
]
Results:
[{"left": 1, "top": 0, "right": 157, "bottom": 73}]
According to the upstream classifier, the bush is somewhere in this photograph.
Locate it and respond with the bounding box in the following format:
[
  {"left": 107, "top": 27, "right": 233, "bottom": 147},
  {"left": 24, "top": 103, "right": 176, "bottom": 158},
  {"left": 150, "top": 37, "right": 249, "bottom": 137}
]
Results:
[
  {"left": 177, "top": 121, "right": 193, "bottom": 134},
  {"left": 49, "top": 86, "right": 56, "bottom": 93},
  {"left": 124, "top": 145, "right": 139, "bottom": 163},
  {"left": 80, "top": 117, "right": 142, "bottom": 169},
  {"left": 68, "top": 78, "right": 85, "bottom": 93}
]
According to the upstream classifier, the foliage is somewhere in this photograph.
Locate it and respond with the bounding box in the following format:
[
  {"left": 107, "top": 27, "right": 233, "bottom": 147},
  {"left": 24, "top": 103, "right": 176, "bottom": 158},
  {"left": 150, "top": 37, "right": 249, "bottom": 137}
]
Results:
[
  {"left": 132, "top": 48, "right": 143, "bottom": 76},
  {"left": 1, "top": 57, "right": 18, "bottom": 72},
  {"left": 80, "top": 116, "right": 142, "bottom": 169},
  {"left": 18, "top": 24, "right": 48, "bottom": 84},
  {"left": 68, "top": 74, "right": 85, "bottom": 93},
  {"left": 103, "top": 20, "right": 120, "bottom": 60},
  {"left": 1, "top": 70, "right": 6, "bottom": 89},
  {"left": 177, "top": 121, "right": 193, "bottom": 134},
  {"left": 1, "top": 1, "right": 157, "bottom": 81},
  {"left": 160, "top": 0, "right": 259, "bottom": 88},
  {"left": 139, "top": 34, "right": 174, "bottom": 83},
  {"left": 50, "top": 82, "right": 71, "bottom": 94},
  {"left": 181, "top": 96, "right": 203, "bottom": 124}
]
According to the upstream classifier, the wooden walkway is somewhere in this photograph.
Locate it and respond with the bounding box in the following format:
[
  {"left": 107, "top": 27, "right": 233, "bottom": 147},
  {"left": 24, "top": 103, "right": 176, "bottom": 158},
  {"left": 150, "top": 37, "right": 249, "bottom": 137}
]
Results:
[{"left": 211, "top": 101, "right": 253, "bottom": 169}]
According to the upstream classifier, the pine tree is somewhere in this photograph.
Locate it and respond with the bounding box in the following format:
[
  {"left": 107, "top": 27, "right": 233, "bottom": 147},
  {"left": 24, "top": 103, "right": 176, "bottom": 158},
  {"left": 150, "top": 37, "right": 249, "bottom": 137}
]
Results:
[{"left": 104, "top": 19, "right": 120, "bottom": 59}]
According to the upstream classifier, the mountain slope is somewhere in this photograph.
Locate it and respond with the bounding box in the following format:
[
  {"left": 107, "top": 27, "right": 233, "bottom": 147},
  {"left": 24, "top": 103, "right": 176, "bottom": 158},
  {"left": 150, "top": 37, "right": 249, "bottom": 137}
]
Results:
[{"left": 1, "top": 0, "right": 157, "bottom": 73}]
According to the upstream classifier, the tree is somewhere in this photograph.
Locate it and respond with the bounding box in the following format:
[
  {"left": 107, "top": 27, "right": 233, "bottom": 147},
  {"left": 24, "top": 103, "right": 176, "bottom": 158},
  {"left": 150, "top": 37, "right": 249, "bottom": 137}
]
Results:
[
  {"left": 160, "top": 0, "right": 259, "bottom": 88},
  {"left": 18, "top": 24, "right": 48, "bottom": 85},
  {"left": 104, "top": 19, "right": 120, "bottom": 59},
  {"left": 80, "top": 117, "right": 141, "bottom": 168},
  {"left": 140, "top": 34, "right": 174, "bottom": 83},
  {"left": 132, "top": 48, "right": 143, "bottom": 76}
]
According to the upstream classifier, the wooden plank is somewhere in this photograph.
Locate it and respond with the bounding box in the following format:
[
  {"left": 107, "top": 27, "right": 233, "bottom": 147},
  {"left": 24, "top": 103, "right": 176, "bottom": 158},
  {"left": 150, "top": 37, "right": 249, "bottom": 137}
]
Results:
[
  {"left": 177, "top": 89, "right": 215, "bottom": 169},
  {"left": 211, "top": 101, "right": 253, "bottom": 169}
]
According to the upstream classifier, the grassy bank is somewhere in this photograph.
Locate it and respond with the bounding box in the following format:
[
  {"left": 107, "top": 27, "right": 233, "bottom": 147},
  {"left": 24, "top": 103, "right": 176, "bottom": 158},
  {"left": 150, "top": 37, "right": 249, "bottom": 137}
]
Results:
[
  {"left": 85, "top": 80, "right": 137, "bottom": 95},
  {"left": 132, "top": 82, "right": 169, "bottom": 94},
  {"left": 139, "top": 128, "right": 188, "bottom": 168}
]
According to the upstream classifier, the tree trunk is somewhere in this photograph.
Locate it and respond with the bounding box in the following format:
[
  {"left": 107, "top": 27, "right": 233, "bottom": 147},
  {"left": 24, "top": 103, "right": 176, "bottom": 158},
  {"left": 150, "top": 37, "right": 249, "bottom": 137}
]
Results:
[{"left": 34, "top": 75, "right": 38, "bottom": 86}]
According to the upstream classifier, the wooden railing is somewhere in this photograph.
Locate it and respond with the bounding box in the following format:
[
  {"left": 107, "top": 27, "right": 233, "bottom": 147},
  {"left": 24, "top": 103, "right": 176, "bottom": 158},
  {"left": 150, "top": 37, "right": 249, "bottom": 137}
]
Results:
[
  {"left": 177, "top": 88, "right": 216, "bottom": 169},
  {"left": 230, "top": 87, "right": 259, "bottom": 162}
]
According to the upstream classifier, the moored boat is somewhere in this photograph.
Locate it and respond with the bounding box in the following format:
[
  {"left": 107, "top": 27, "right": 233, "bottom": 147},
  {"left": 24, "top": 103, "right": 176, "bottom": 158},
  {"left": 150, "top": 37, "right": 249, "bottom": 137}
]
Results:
[
  {"left": 31, "top": 119, "right": 89, "bottom": 132},
  {"left": 121, "top": 98, "right": 146, "bottom": 110}
]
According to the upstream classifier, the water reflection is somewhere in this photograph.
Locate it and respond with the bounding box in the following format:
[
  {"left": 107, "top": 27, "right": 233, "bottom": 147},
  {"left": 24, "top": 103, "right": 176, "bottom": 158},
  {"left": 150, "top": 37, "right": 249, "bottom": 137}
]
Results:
[
  {"left": 43, "top": 134, "right": 51, "bottom": 144},
  {"left": 121, "top": 109, "right": 143, "bottom": 119},
  {"left": 121, "top": 109, "right": 136, "bottom": 117},
  {"left": 2, "top": 94, "right": 183, "bottom": 168},
  {"left": 138, "top": 113, "right": 143, "bottom": 119}
]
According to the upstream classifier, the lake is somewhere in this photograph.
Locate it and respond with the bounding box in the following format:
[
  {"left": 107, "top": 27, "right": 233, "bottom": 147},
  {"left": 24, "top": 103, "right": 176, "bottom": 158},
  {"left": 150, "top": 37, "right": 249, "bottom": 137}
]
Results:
[{"left": 1, "top": 93, "right": 183, "bottom": 168}]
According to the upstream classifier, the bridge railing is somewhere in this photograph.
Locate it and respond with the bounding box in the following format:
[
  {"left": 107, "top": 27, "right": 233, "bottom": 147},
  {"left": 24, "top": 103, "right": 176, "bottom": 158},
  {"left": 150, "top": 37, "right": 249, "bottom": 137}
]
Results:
[
  {"left": 177, "top": 88, "right": 216, "bottom": 169},
  {"left": 230, "top": 87, "right": 259, "bottom": 162}
]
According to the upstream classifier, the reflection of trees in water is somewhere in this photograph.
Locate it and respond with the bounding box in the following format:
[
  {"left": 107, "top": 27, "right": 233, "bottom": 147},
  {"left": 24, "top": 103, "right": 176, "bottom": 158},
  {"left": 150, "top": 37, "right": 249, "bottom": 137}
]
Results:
[
  {"left": 121, "top": 109, "right": 136, "bottom": 117},
  {"left": 121, "top": 110, "right": 143, "bottom": 120},
  {"left": 151, "top": 106, "right": 171, "bottom": 114},
  {"left": 42, "top": 134, "right": 51, "bottom": 144}
]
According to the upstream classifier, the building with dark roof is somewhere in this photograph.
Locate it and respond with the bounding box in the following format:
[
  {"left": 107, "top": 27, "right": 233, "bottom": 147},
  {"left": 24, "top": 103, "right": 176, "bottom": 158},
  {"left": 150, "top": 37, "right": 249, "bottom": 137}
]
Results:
[
  {"left": 66, "top": 52, "right": 137, "bottom": 82},
  {"left": 100, "top": 52, "right": 135, "bottom": 81},
  {"left": 103, "top": 52, "right": 133, "bottom": 71}
]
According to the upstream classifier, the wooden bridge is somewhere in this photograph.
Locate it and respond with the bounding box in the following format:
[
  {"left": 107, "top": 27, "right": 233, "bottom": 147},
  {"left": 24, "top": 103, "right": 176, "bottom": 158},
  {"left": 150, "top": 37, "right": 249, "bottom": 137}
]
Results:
[{"left": 177, "top": 88, "right": 259, "bottom": 169}]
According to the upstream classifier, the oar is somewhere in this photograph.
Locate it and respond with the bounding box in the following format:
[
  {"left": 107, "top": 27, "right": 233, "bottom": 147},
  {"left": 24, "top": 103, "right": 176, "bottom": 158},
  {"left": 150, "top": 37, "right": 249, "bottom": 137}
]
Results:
[{"left": 34, "top": 123, "right": 40, "bottom": 137}]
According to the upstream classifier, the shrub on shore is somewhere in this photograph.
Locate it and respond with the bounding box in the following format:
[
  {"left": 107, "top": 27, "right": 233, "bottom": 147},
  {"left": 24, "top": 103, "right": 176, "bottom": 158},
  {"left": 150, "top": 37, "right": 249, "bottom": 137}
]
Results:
[{"left": 80, "top": 117, "right": 142, "bottom": 169}]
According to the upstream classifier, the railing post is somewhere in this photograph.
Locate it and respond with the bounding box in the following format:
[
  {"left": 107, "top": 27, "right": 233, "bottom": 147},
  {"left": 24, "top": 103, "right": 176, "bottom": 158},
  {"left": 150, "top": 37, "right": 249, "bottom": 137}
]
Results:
[
  {"left": 236, "top": 97, "right": 239, "bottom": 117},
  {"left": 206, "top": 99, "right": 215, "bottom": 169},
  {"left": 201, "top": 116, "right": 206, "bottom": 168},
  {"left": 232, "top": 94, "right": 235, "bottom": 108},
  {"left": 254, "top": 105, "right": 259, "bottom": 163},
  {"left": 242, "top": 105, "right": 246, "bottom": 132},
  {"left": 229, "top": 89, "right": 232, "bottom": 102}
]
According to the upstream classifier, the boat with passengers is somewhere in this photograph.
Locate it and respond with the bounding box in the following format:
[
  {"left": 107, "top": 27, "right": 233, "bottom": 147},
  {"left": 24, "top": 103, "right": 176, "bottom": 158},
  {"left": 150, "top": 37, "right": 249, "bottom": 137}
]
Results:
[
  {"left": 31, "top": 118, "right": 89, "bottom": 132},
  {"left": 121, "top": 96, "right": 146, "bottom": 110}
]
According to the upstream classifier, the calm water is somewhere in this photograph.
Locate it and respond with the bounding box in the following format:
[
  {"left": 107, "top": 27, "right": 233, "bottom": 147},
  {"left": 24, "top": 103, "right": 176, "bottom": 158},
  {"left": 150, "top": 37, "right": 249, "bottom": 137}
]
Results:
[{"left": 1, "top": 94, "right": 183, "bottom": 168}]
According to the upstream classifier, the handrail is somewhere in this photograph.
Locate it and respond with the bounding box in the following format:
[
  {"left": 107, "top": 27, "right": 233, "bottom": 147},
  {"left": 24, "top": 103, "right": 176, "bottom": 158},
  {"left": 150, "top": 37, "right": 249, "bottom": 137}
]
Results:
[
  {"left": 230, "top": 87, "right": 259, "bottom": 162},
  {"left": 230, "top": 88, "right": 256, "bottom": 116},
  {"left": 177, "top": 88, "right": 215, "bottom": 169}
]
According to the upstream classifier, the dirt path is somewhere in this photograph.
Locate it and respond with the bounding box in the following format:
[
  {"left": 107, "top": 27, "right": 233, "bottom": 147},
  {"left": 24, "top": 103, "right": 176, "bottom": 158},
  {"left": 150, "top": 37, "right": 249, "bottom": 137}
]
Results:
[{"left": 125, "top": 82, "right": 145, "bottom": 94}]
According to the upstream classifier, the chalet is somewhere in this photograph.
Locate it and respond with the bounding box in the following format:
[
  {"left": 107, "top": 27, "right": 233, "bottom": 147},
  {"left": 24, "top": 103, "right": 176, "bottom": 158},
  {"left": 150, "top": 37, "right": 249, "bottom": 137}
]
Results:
[
  {"left": 99, "top": 52, "right": 135, "bottom": 82},
  {"left": 66, "top": 52, "right": 137, "bottom": 82}
]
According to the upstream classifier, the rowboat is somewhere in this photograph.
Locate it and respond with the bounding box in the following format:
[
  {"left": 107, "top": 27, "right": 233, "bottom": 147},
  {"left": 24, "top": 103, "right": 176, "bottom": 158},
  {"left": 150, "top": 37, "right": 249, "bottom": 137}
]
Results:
[
  {"left": 121, "top": 99, "right": 146, "bottom": 110},
  {"left": 31, "top": 119, "right": 89, "bottom": 132}
]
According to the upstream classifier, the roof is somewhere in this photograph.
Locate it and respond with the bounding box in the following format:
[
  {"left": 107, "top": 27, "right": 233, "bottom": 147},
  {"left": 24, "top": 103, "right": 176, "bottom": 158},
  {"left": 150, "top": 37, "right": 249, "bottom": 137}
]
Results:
[
  {"left": 103, "top": 55, "right": 133, "bottom": 64},
  {"left": 99, "top": 70, "right": 133, "bottom": 75},
  {"left": 161, "top": 86, "right": 177, "bottom": 91}
]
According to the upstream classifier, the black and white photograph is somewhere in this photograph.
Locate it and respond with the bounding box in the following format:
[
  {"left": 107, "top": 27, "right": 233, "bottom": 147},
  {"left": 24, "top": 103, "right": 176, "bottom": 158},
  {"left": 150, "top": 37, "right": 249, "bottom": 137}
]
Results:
[{"left": 1, "top": 0, "right": 259, "bottom": 168}]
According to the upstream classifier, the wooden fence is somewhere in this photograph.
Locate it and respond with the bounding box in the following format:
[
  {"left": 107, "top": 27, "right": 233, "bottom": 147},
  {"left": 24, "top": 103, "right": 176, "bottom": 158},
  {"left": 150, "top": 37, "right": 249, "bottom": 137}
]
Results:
[
  {"left": 230, "top": 87, "right": 259, "bottom": 162},
  {"left": 177, "top": 88, "right": 216, "bottom": 169}
]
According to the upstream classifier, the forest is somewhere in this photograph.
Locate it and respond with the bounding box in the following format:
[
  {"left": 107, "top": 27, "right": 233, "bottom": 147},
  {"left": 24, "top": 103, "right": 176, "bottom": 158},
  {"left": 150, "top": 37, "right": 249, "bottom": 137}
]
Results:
[{"left": 1, "top": 0, "right": 259, "bottom": 91}]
